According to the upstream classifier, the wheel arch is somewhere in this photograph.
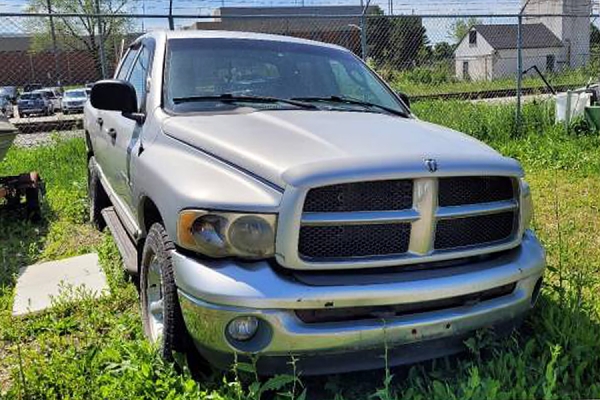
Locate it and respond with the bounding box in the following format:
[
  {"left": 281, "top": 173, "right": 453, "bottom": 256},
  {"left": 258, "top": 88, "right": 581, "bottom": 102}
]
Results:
[
  {"left": 139, "top": 195, "right": 164, "bottom": 237},
  {"left": 84, "top": 130, "right": 94, "bottom": 160}
]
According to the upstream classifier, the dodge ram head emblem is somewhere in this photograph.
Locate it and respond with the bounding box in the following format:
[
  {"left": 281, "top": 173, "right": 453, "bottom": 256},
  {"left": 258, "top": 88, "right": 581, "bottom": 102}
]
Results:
[{"left": 424, "top": 158, "right": 438, "bottom": 173}]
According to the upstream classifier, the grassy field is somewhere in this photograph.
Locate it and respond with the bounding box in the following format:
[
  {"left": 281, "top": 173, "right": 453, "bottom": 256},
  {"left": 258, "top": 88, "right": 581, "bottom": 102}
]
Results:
[
  {"left": 387, "top": 67, "right": 593, "bottom": 97},
  {"left": 1, "top": 102, "right": 600, "bottom": 399}
]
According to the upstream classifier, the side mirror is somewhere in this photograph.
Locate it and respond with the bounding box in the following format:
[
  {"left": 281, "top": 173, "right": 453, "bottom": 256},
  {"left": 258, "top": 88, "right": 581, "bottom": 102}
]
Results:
[
  {"left": 91, "top": 79, "right": 138, "bottom": 114},
  {"left": 397, "top": 92, "right": 410, "bottom": 110}
]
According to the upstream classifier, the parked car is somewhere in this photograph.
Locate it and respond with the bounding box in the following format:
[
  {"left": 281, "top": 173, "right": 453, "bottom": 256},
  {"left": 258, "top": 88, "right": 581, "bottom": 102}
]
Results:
[
  {"left": 0, "top": 96, "right": 14, "bottom": 118},
  {"left": 18, "top": 91, "right": 54, "bottom": 117},
  {"left": 62, "top": 89, "right": 88, "bottom": 114},
  {"left": 0, "top": 86, "right": 18, "bottom": 104},
  {"left": 85, "top": 31, "right": 545, "bottom": 375},
  {"left": 34, "top": 88, "right": 62, "bottom": 111}
]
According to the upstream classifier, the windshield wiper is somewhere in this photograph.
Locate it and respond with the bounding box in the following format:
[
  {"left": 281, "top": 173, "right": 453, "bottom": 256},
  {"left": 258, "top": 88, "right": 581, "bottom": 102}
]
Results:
[
  {"left": 172, "top": 94, "right": 318, "bottom": 110},
  {"left": 291, "top": 95, "right": 409, "bottom": 117}
]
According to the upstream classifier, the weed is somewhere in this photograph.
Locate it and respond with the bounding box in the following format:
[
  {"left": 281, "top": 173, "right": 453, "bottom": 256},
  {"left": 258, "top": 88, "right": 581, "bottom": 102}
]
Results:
[{"left": 1, "top": 103, "right": 599, "bottom": 398}]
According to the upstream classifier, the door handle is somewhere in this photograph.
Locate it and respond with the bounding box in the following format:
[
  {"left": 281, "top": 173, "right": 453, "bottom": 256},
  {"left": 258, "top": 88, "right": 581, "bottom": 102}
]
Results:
[
  {"left": 96, "top": 117, "right": 103, "bottom": 127},
  {"left": 107, "top": 128, "right": 117, "bottom": 140}
]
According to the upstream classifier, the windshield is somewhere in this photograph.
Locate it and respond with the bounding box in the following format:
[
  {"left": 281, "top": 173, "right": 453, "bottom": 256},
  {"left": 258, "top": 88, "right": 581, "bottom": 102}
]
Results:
[
  {"left": 20, "top": 93, "right": 41, "bottom": 100},
  {"left": 164, "top": 38, "right": 406, "bottom": 115},
  {"left": 65, "top": 90, "right": 87, "bottom": 98}
]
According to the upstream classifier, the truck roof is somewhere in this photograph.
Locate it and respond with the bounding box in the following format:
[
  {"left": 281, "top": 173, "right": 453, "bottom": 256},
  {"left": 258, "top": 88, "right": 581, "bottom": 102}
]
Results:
[{"left": 144, "top": 30, "right": 346, "bottom": 51}]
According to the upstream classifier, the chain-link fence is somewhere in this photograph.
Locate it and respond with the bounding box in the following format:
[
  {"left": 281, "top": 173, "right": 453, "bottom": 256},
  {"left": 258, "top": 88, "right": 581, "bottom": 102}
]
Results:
[{"left": 1, "top": 5, "right": 599, "bottom": 134}]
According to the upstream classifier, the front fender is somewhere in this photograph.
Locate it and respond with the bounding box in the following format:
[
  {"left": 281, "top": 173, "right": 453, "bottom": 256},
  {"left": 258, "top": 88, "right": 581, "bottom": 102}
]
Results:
[{"left": 132, "top": 133, "right": 283, "bottom": 242}]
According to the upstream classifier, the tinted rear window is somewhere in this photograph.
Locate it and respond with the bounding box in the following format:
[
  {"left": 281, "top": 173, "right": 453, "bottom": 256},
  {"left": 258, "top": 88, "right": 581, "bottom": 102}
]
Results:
[{"left": 21, "top": 93, "right": 41, "bottom": 100}]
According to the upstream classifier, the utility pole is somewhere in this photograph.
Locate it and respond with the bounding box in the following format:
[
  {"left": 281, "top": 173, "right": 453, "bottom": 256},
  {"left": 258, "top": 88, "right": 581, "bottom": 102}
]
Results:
[
  {"left": 141, "top": 0, "right": 145, "bottom": 32},
  {"left": 46, "top": 0, "right": 60, "bottom": 86},
  {"left": 95, "top": 0, "right": 107, "bottom": 79},
  {"left": 360, "top": 0, "right": 371, "bottom": 60},
  {"left": 168, "top": 0, "right": 174, "bottom": 30}
]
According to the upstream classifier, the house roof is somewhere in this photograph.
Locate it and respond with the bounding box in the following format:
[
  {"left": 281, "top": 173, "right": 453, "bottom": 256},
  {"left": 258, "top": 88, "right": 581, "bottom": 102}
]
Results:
[{"left": 473, "top": 23, "right": 563, "bottom": 49}]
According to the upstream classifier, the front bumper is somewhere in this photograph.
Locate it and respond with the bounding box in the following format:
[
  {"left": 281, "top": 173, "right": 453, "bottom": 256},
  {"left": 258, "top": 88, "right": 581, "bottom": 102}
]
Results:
[
  {"left": 174, "top": 231, "right": 545, "bottom": 375},
  {"left": 18, "top": 107, "right": 44, "bottom": 114},
  {"left": 63, "top": 104, "right": 84, "bottom": 112}
]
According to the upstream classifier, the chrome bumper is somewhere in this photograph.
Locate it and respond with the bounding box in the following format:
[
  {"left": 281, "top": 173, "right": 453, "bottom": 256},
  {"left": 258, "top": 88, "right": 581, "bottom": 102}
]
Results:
[{"left": 174, "top": 231, "right": 545, "bottom": 374}]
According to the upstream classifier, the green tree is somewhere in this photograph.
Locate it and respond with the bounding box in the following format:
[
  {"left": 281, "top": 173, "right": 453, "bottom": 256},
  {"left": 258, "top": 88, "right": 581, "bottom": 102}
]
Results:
[
  {"left": 26, "top": 0, "right": 132, "bottom": 81},
  {"left": 367, "top": 15, "right": 429, "bottom": 70},
  {"left": 449, "top": 17, "right": 481, "bottom": 43},
  {"left": 432, "top": 42, "right": 455, "bottom": 61}
]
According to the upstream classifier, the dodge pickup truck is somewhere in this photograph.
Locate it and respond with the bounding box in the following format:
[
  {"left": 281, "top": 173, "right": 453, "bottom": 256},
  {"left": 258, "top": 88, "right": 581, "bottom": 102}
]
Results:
[{"left": 85, "top": 30, "right": 545, "bottom": 375}]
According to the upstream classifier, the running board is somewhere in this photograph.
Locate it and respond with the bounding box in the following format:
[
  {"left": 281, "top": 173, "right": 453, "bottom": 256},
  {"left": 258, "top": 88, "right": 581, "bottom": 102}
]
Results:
[{"left": 102, "top": 207, "right": 138, "bottom": 274}]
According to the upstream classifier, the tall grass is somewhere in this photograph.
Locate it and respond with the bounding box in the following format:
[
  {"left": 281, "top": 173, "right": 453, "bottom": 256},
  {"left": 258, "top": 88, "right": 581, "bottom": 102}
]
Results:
[{"left": 1, "top": 103, "right": 600, "bottom": 398}]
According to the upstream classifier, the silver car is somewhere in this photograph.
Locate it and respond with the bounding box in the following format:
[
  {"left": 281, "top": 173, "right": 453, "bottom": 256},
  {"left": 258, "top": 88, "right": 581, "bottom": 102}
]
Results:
[
  {"left": 34, "top": 88, "right": 62, "bottom": 111},
  {"left": 62, "top": 89, "right": 88, "bottom": 114},
  {"left": 85, "top": 31, "right": 545, "bottom": 375}
]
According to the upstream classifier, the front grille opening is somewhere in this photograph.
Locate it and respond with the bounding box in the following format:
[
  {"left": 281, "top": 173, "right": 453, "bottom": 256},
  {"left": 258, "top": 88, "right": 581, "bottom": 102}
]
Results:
[
  {"left": 438, "top": 176, "right": 515, "bottom": 207},
  {"left": 303, "top": 179, "right": 413, "bottom": 212},
  {"left": 299, "top": 223, "right": 411, "bottom": 260},
  {"left": 434, "top": 211, "right": 516, "bottom": 250},
  {"left": 295, "top": 282, "right": 516, "bottom": 324}
]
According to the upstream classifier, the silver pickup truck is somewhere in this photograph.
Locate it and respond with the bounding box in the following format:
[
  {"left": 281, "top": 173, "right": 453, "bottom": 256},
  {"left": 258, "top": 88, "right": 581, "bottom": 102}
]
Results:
[{"left": 85, "top": 30, "right": 545, "bottom": 375}]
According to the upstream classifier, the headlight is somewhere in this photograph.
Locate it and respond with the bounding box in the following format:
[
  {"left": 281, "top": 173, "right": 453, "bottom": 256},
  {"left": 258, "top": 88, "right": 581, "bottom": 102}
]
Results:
[
  {"left": 520, "top": 178, "right": 533, "bottom": 231},
  {"left": 177, "top": 210, "right": 276, "bottom": 259}
]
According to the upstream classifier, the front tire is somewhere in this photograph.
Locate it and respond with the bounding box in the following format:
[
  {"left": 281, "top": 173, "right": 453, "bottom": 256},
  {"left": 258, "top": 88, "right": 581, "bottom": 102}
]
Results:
[{"left": 140, "top": 223, "right": 188, "bottom": 362}]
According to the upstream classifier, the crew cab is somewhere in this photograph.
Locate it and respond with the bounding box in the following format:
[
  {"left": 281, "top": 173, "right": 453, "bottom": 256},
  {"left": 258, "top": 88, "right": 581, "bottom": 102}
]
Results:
[{"left": 84, "top": 30, "right": 545, "bottom": 375}]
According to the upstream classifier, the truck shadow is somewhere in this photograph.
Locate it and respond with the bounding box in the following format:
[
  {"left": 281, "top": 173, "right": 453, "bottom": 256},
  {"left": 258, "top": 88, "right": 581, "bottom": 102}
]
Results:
[{"left": 0, "top": 207, "right": 53, "bottom": 293}]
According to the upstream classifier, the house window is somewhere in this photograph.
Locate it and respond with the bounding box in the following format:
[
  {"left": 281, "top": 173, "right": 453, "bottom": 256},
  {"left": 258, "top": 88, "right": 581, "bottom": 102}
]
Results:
[
  {"left": 463, "top": 61, "right": 470, "bottom": 80},
  {"left": 546, "top": 54, "right": 555, "bottom": 72},
  {"left": 469, "top": 30, "right": 477, "bottom": 45}
]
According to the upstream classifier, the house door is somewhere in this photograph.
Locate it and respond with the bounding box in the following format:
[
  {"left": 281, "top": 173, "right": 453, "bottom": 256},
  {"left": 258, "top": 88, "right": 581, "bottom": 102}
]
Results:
[
  {"left": 463, "top": 61, "right": 470, "bottom": 80},
  {"left": 546, "top": 55, "right": 555, "bottom": 72}
]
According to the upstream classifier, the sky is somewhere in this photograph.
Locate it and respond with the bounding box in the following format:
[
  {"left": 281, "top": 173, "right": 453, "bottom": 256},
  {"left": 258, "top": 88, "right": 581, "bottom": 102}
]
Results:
[{"left": 0, "top": 0, "right": 527, "bottom": 16}]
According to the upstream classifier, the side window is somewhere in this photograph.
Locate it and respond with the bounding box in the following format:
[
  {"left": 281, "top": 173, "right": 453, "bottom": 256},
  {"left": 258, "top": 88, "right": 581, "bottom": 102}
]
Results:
[
  {"left": 116, "top": 47, "right": 139, "bottom": 80},
  {"left": 127, "top": 46, "right": 151, "bottom": 110}
]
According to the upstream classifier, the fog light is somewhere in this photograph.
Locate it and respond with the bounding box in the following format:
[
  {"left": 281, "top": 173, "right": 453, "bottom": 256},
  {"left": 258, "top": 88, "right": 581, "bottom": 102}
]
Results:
[{"left": 227, "top": 316, "right": 259, "bottom": 341}]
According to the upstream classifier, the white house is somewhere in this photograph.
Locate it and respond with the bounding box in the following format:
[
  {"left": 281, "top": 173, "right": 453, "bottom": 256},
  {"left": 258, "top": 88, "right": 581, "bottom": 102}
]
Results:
[{"left": 454, "top": 0, "right": 591, "bottom": 80}]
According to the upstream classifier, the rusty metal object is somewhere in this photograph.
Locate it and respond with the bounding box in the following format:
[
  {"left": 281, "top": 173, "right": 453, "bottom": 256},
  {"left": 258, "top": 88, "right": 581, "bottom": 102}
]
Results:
[{"left": 0, "top": 118, "right": 44, "bottom": 221}]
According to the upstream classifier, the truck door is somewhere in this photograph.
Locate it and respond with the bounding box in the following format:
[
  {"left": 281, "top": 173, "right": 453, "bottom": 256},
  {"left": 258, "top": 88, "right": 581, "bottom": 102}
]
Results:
[
  {"left": 91, "top": 44, "right": 139, "bottom": 184},
  {"left": 101, "top": 40, "right": 154, "bottom": 217}
]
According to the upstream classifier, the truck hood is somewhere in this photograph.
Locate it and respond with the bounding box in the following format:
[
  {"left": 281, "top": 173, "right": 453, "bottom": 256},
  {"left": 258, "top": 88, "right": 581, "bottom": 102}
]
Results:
[{"left": 163, "top": 110, "right": 522, "bottom": 188}]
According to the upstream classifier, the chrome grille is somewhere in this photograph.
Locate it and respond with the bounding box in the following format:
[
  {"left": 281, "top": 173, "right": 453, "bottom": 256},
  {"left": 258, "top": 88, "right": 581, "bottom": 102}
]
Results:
[
  {"left": 303, "top": 180, "right": 413, "bottom": 212},
  {"left": 438, "top": 176, "right": 514, "bottom": 206},
  {"left": 299, "top": 223, "right": 411, "bottom": 259},
  {"left": 292, "top": 176, "right": 521, "bottom": 268},
  {"left": 435, "top": 211, "right": 516, "bottom": 250}
]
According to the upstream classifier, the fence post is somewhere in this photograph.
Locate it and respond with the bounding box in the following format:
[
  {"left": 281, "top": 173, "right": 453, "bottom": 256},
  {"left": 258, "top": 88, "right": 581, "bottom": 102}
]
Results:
[
  {"left": 168, "top": 0, "right": 174, "bottom": 30},
  {"left": 95, "top": 0, "right": 107, "bottom": 79},
  {"left": 46, "top": 0, "right": 61, "bottom": 87},
  {"left": 360, "top": 14, "right": 367, "bottom": 59},
  {"left": 516, "top": 14, "right": 523, "bottom": 134},
  {"left": 360, "top": 0, "right": 371, "bottom": 60}
]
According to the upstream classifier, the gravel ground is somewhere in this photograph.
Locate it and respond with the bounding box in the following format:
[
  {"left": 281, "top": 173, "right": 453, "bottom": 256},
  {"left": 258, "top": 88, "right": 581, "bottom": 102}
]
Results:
[{"left": 13, "top": 130, "right": 84, "bottom": 148}]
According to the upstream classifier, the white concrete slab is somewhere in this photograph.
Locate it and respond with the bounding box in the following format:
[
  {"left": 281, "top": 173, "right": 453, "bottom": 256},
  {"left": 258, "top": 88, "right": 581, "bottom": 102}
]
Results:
[{"left": 12, "top": 253, "right": 109, "bottom": 316}]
